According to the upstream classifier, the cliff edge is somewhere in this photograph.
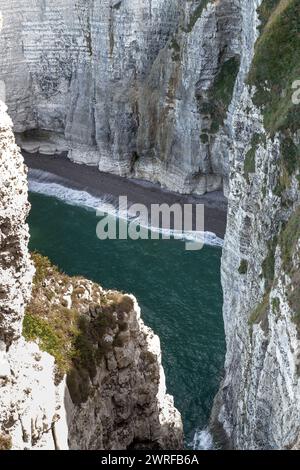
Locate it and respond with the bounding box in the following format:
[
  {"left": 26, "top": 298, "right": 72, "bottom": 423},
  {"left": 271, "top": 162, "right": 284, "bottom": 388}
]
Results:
[{"left": 0, "top": 100, "right": 183, "bottom": 450}]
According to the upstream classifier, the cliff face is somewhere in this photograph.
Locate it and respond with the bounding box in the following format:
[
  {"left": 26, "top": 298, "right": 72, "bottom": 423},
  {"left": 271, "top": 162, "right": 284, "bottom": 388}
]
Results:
[
  {"left": 0, "top": 101, "right": 33, "bottom": 345},
  {"left": 2, "top": 0, "right": 300, "bottom": 451},
  {"left": 213, "top": 0, "right": 300, "bottom": 449},
  {"left": 0, "top": 0, "right": 242, "bottom": 195},
  {"left": 0, "top": 99, "right": 69, "bottom": 450},
  {"left": 0, "top": 101, "right": 182, "bottom": 449}
]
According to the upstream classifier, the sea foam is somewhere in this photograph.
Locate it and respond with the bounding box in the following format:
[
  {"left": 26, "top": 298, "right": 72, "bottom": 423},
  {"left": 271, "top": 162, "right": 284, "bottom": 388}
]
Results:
[
  {"left": 192, "top": 428, "right": 214, "bottom": 450},
  {"left": 28, "top": 169, "right": 224, "bottom": 248}
]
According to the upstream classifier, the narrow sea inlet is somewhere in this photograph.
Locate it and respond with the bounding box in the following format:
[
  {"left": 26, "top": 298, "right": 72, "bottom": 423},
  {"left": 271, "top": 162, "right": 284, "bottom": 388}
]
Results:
[{"left": 27, "top": 191, "right": 225, "bottom": 447}]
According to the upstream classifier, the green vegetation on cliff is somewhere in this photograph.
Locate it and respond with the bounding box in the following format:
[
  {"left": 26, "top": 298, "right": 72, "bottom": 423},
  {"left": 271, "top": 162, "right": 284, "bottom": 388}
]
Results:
[
  {"left": 238, "top": 259, "right": 248, "bottom": 275},
  {"left": 186, "top": 1, "right": 211, "bottom": 32},
  {"left": 262, "top": 237, "right": 277, "bottom": 288},
  {"left": 249, "top": 207, "right": 300, "bottom": 333},
  {"left": 279, "top": 207, "right": 300, "bottom": 328},
  {"left": 248, "top": 1, "right": 300, "bottom": 194},
  {"left": 248, "top": 236, "right": 277, "bottom": 331},
  {"left": 23, "top": 254, "right": 79, "bottom": 374},
  {"left": 248, "top": 0, "right": 300, "bottom": 135},
  {"left": 23, "top": 253, "right": 134, "bottom": 402},
  {"left": 280, "top": 207, "right": 300, "bottom": 272},
  {"left": 198, "top": 56, "right": 240, "bottom": 134},
  {"left": 170, "top": 37, "right": 181, "bottom": 61},
  {"left": 244, "top": 133, "right": 266, "bottom": 181},
  {"left": 249, "top": 293, "right": 270, "bottom": 330},
  {"left": 257, "top": 0, "right": 282, "bottom": 31}
]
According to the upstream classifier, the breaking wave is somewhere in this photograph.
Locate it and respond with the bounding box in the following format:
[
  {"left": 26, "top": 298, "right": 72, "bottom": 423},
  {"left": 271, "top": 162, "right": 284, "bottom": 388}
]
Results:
[
  {"left": 28, "top": 169, "right": 224, "bottom": 248},
  {"left": 192, "top": 428, "right": 214, "bottom": 450}
]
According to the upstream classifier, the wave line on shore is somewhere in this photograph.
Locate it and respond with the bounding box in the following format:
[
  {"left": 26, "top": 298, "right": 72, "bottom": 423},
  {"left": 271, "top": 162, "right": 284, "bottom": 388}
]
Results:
[{"left": 28, "top": 169, "right": 224, "bottom": 248}]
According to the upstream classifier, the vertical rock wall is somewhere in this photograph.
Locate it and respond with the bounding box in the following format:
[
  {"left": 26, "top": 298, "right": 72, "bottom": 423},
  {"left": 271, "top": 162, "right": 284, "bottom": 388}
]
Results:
[
  {"left": 0, "top": 0, "right": 243, "bottom": 195},
  {"left": 213, "top": 0, "right": 300, "bottom": 449},
  {"left": 0, "top": 99, "right": 33, "bottom": 345}
]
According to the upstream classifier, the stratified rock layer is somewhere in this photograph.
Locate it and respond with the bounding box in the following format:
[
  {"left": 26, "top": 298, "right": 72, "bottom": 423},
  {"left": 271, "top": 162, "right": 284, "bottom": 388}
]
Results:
[
  {"left": 212, "top": 0, "right": 300, "bottom": 450},
  {"left": 0, "top": 0, "right": 243, "bottom": 195}
]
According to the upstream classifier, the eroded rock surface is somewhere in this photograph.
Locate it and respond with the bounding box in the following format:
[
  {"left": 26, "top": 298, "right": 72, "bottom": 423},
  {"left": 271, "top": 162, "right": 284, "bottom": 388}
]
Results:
[
  {"left": 0, "top": 0, "right": 243, "bottom": 195},
  {"left": 212, "top": 0, "right": 300, "bottom": 450}
]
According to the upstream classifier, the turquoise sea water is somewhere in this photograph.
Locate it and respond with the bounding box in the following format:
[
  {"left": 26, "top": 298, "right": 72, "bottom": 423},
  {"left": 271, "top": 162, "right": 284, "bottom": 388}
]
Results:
[{"left": 28, "top": 191, "right": 225, "bottom": 447}]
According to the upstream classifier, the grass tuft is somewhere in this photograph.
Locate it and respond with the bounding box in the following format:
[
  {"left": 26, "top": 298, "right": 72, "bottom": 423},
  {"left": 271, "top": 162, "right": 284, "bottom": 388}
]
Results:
[
  {"left": 23, "top": 253, "right": 135, "bottom": 403},
  {"left": 198, "top": 56, "right": 240, "bottom": 134},
  {"left": 248, "top": 0, "right": 300, "bottom": 136}
]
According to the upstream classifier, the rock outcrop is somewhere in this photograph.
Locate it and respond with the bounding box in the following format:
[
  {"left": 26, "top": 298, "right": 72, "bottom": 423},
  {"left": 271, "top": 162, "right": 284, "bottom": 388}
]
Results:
[
  {"left": 25, "top": 254, "right": 183, "bottom": 450},
  {"left": 0, "top": 0, "right": 242, "bottom": 195},
  {"left": 0, "top": 101, "right": 182, "bottom": 450}
]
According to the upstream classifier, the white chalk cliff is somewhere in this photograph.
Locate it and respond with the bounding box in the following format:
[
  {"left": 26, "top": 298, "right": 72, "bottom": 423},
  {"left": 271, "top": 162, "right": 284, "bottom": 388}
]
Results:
[
  {"left": 211, "top": 0, "right": 300, "bottom": 449},
  {"left": 0, "top": 0, "right": 243, "bottom": 195},
  {"left": 0, "top": 98, "right": 182, "bottom": 449},
  {"left": 0, "top": 99, "right": 68, "bottom": 450},
  {"left": 1, "top": 0, "right": 300, "bottom": 451}
]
